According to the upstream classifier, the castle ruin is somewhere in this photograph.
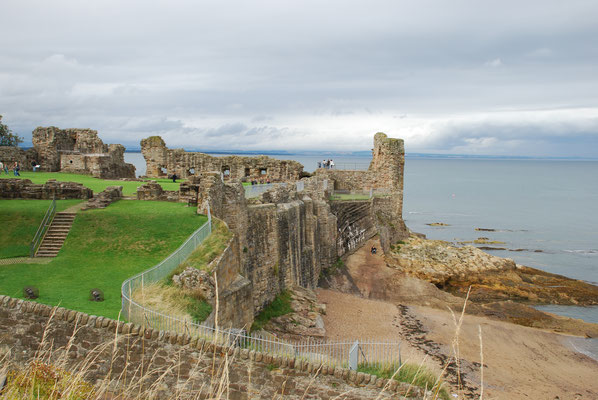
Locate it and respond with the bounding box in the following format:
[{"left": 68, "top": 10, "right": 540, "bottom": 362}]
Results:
[
  {"left": 136, "top": 132, "right": 408, "bottom": 328},
  {"left": 140, "top": 136, "right": 304, "bottom": 182},
  {"left": 32, "top": 127, "right": 136, "bottom": 179}
]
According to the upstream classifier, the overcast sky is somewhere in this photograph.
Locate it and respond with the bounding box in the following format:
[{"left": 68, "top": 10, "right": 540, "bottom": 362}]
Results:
[{"left": 1, "top": 0, "right": 597, "bottom": 157}]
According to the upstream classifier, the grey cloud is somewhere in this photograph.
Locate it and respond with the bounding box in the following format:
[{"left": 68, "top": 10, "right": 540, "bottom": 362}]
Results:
[{"left": 1, "top": 0, "right": 597, "bottom": 156}]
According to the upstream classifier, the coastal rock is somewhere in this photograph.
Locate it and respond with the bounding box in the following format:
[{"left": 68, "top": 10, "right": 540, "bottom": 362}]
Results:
[
  {"left": 387, "top": 236, "right": 516, "bottom": 285},
  {"left": 386, "top": 235, "right": 598, "bottom": 306}
]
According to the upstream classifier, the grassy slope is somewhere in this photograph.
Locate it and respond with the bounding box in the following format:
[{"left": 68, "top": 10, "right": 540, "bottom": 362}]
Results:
[
  {"left": 174, "top": 219, "right": 232, "bottom": 274},
  {"left": 0, "top": 171, "right": 180, "bottom": 195},
  {"left": 0, "top": 199, "right": 84, "bottom": 258},
  {"left": 0, "top": 200, "right": 207, "bottom": 319}
]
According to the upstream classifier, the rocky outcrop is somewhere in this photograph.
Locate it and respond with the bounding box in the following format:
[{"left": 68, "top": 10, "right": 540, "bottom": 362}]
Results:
[
  {"left": 386, "top": 236, "right": 598, "bottom": 306},
  {"left": 140, "top": 135, "right": 303, "bottom": 182},
  {"left": 0, "top": 178, "right": 93, "bottom": 199},
  {"left": 32, "top": 127, "right": 135, "bottom": 178}
]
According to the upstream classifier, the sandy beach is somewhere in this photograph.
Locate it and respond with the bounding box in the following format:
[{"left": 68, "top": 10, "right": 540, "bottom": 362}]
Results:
[
  {"left": 317, "top": 237, "right": 598, "bottom": 399},
  {"left": 318, "top": 288, "right": 598, "bottom": 399}
]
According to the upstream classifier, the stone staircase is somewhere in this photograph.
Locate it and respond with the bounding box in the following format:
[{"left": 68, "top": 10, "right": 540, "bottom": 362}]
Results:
[{"left": 35, "top": 212, "right": 77, "bottom": 257}]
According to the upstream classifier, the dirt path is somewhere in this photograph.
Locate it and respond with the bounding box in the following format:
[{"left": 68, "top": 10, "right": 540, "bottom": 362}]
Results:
[{"left": 343, "top": 238, "right": 394, "bottom": 298}]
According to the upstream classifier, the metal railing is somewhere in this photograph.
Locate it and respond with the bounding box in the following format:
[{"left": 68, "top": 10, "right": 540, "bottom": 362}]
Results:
[
  {"left": 30, "top": 198, "right": 56, "bottom": 257},
  {"left": 244, "top": 183, "right": 288, "bottom": 199},
  {"left": 329, "top": 188, "right": 393, "bottom": 201},
  {"left": 121, "top": 213, "right": 212, "bottom": 323},
  {"left": 121, "top": 204, "right": 401, "bottom": 370},
  {"left": 318, "top": 163, "right": 370, "bottom": 171}
]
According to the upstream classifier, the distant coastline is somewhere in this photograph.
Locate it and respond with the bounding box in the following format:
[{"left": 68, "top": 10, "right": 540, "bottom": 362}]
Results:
[{"left": 120, "top": 148, "right": 598, "bottom": 161}]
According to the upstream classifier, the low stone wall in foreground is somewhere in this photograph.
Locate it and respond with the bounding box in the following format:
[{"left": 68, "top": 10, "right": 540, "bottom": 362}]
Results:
[{"left": 0, "top": 296, "right": 423, "bottom": 399}]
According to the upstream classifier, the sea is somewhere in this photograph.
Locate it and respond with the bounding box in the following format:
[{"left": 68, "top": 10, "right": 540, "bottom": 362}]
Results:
[{"left": 125, "top": 152, "right": 598, "bottom": 359}]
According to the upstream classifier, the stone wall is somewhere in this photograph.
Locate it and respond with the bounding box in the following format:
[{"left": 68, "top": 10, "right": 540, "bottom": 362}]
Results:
[
  {"left": 82, "top": 186, "right": 123, "bottom": 210},
  {"left": 0, "top": 296, "right": 421, "bottom": 399},
  {"left": 32, "top": 127, "right": 135, "bottom": 179},
  {"left": 0, "top": 146, "right": 37, "bottom": 170},
  {"left": 199, "top": 178, "right": 338, "bottom": 316},
  {"left": 0, "top": 178, "right": 93, "bottom": 199},
  {"left": 136, "top": 181, "right": 180, "bottom": 202},
  {"left": 141, "top": 135, "right": 304, "bottom": 182}
]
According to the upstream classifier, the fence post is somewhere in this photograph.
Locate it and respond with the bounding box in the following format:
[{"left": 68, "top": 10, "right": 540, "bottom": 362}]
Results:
[{"left": 349, "top": 340, "right": 359, "bottom": 370}]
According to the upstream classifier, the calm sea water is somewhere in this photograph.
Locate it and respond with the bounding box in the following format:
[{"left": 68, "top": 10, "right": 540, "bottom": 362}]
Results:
[{"left": 125, "top": 153, "right": 598, "bottom": 329}]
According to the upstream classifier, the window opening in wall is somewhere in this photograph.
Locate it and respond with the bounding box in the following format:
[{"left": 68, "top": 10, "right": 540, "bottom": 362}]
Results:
[
  {"left": 69, "top": 160, "right": 73, "bottom": 164},
  {"left": 160, "top": 167, "right": 168, "bottom": 175},
  {"left": 245, "top": 167, "right": 251, "bottom": 177},
  {"left": 260, "top": 168, "right": 267, "bottom": 175},
  {"left": 222, "top": 166, "right": 230, "bottom": 176},
  {"left": 189, "top": 167, "right": 196, "bottom": 174}
]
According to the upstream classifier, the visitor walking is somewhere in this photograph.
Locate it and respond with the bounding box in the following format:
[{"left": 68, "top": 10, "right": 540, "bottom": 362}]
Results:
[
  {"left": 31, "top": 160, "right": 38, "bottom": 172},
  {"left": 2, "top": 161, "right": 8, "bottom": 175},
  {"left": 330, "top": 159, "right": 335, "bottom": 169},
  {"left": 0, "top": 161, "right": 3, "bottom": 174},
  {"left": 171, "top": 173, "right": 177, "bottom": 183},
  {"left": 13, "top": 162, "right": 20, "bottom": 176}
]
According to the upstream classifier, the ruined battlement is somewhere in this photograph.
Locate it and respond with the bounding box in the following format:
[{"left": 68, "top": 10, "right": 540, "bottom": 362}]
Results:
[
  {"left": 133, "top": 132, "right": 407, "bottom": 328},
  {"left": 140, "top": 135, "right": 304, "bottom": 182},
  {"left": 32, "top": 127, "right": 136, "bottom": 179}
]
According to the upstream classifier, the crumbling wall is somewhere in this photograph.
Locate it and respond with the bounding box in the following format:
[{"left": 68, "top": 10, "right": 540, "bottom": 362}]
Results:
[
  {"left": 0, "top": 178, "right": 93, "bottom": 199},
  {"left": 32, "top": 127, "right": 135, "bottom": 178},
  {"left": 140, "top": 135, "right": 304, "bottom": 182},
  {"left": 315, "top": 132, "right": 408, "bottom": 252},
  {"left": 195, "top": 175, "right": 337, "bottom": 319}
]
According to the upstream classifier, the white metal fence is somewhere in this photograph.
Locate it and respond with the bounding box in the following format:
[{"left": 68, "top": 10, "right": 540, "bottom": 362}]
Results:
[
  {"left": 329, "top": 188, "right": 393, "bottom": 201},
  {"left": 121, "top": 205, "right": 401, "bottom": 370},
  {"left": 244, "top": 182, "right": 288, "bottom": 199},
  {"left": 121, "top": 211, "right": 213, "bottom": 323}
]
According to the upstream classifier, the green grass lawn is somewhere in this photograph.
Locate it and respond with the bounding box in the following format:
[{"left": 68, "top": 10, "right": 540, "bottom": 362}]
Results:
[
  {"left": 0, "top": 199, "right": 84, "bottom": 258},
  {"left": 0, "top": 171, "right": 181, "bottom": 195},
  {"left": 0, "top": 200, "right": 207, "bottom": 319}
]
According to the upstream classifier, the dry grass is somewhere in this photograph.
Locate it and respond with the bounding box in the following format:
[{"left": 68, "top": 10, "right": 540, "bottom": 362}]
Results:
[
  {"left": 131, "top": 283, "right": 195, "bottom": 322},
  {"left": 0, "top": 288, "right": 485, "bottom": 400},
  {"left": 131, "top": 282, "right": 212, "bottom": 324},
  {"left": 174, "top": 219, "right": 232, "bottom": 274}
]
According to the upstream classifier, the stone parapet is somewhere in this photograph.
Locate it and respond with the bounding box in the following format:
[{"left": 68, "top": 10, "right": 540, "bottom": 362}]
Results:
[{"left": 0, "top": 295, "right": 423, "bottom": 399}]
